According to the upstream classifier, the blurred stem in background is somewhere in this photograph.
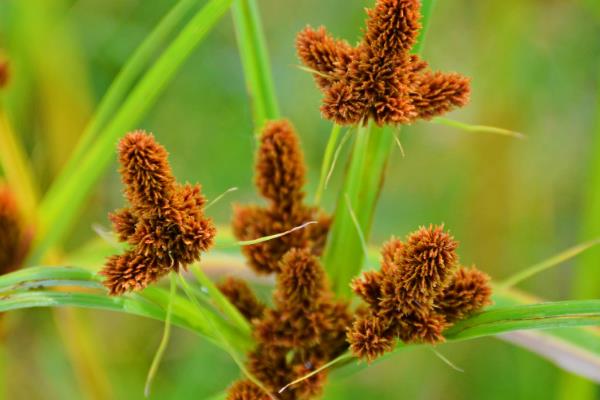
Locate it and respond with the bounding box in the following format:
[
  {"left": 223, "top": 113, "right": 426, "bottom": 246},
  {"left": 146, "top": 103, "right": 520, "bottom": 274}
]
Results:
[
  {"left": 231, "top": 0, "right": 280, "bottom": 133},
  {"left": 322, "top": 0, "right": 437, "bottom": 298},
  {"left": 558, "top": 69, "right": 600, "bottom": 400}
]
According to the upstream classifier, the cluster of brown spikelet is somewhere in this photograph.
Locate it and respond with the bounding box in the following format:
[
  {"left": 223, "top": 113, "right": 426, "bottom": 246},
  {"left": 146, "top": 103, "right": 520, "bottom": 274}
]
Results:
[
  {"left": 100, "top": 131, "right": 216, "bottom": 295},
  {"left": 232, "top": 120, "right": 331, "bottom": 274},
  {"left": 0, "top": 55, "right": 9, "bottom": 89},
  {"left": 348, "top": 225, "right": 492, "bottom": 362},
  {"left": 296, "top": 0, "right": 470, "bottom": 125},
  {"left": 0, "top": 185, "right": 30, "bottom": 276},
  {"left": 223, "top": 121, "right": 352, "bottom": 400}
]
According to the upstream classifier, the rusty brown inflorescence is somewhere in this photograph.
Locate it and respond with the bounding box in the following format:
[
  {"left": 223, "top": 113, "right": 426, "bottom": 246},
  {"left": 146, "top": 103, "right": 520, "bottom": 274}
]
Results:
[
  {"left": 232, "top": 120, "right": 331, "bottom": 275},
  {"left": 297, "top": 0, "right": 470, "bottom": 126},
  {"left": 0, "top": 56, "right": 9, "bottom": 90},
  {"left": 100, "top": 131, "right": 216, "bottom": 295},
  {"left": 0, "top": 185, "right": 31, "bottom": 276},
  {"left": 348, "top": 225, "right": 492, "bottom": 362},
  {"left": 224, "top": 120, "right": 351, "bottom": 399}
]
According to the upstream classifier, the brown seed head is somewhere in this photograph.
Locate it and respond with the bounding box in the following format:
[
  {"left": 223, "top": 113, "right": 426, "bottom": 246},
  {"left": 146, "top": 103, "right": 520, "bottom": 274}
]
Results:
[
  {"left": 351, "top": 270, "right": 382, "bottom": 307},
  {"left": 364, "top": 0, "right": 422, "bottom": 57},
  {"left": 275, "top": 249, "right": 326, "bottom": 311},
  {"left": 412, "top": 72, "right": 471, "bottom": 120},
  {"left": 395, "top": 311, "right": 447, "bottom": 344},
  {"left": 101, "top": 251, "right": 166, "bottom": 296},
  {"left": 398, "top": 224, "right": 458, "bottom": 309},
  {"left": 118, "top": 131, "right": 175, "bottom": 210},
  {"left": 347, "top": 315, "right": 396, "bottom": 362},
  {"left": 217, "top": 276, "right": 265, "bottom": 321},
  {"left": 256, "top": 120, "right": 306, "bottom": 210},
  {"left": 436, "top": 266, "right": 492, "bottom": 322}
]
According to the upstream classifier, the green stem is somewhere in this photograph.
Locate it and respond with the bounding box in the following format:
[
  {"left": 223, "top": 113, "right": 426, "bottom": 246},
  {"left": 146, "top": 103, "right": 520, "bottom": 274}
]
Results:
[
  {"left": 322, "top": 122, "right": 394, "bottom": 296},
  {"left": 314, "top": 124, "right": 342, "bottom": 205},
  {"left": 322, "top": 0, "right": 438, "bottom": 297},
  {"left": 231, "top": 0, "right": 280, "bottom": 131}
]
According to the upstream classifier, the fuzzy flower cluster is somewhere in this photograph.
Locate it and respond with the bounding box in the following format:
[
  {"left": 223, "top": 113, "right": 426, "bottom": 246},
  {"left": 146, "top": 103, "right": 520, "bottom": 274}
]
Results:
[
  {"left": 348, "top": 225, "right": 492, "bottom": 361},
  {"left": 232, "top": 120, "right": 330, "bottom": 274},
  {"left": 101, "top": 131, "right": 216, "bottom": 295},
  {"left": 0, "top": 185, "right": 30, "bottom": 275},
  {"left": 296, "top": 0, "right": 470, "bottom": 126},
  {"left": 225, "top": 121, "right": 351, "bottom": 399}
]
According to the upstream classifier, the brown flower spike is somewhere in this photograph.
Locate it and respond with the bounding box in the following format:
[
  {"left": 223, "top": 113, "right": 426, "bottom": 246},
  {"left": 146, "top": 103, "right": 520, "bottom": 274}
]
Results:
[
  {"left": 297, "top": 0, "right": 470, "bottom": 125},
  {"left": 233, "top": 120, "right": 330, "bottom": 274},
  {"left": 226, "top": 248, "right": 352, "bottom": 400},
  {"left": 0, "top": 57, "right": 9, "bottom": 90},
  {"left": 0, "top": 185, "right": 30, "bottom": 275},
  {"left": 348, "top": 225, "right": 492, "bottom": 362},
  {"left": 101, "top": 131, "right": 215, "bottom": 295}
]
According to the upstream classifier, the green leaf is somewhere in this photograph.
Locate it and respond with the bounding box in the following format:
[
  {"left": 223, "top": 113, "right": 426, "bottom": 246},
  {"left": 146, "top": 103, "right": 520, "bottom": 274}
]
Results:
[
  {"left": 231, "top": 0, "right": 280, "bottom": 130},
  {"left": 434, "top": 117, "right": 525, "bottom": 139},
  {"left": 33, "top": 0, "right": 235, "bottom": 263}
]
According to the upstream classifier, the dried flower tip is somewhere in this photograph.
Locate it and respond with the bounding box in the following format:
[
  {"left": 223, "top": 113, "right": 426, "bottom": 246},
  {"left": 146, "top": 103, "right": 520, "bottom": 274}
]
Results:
[
  {"left": 0, "top": 185, "right": 30, "bottom": 274},
  {"left": 275, "top": 248, "right": 326, "bottom": 310},
  {"left": 226, "top": 380, "right": 270, "bottom": 400},
  {"left": 347, "top": 315, "right": 396, "bottom": 362},
  {"left": 351, "top": 270, "right": 382, "bottom": 307},
  {"left": 364, "top": 0, "right": 422, "bottom": 56},
  {"left": 413, "top": 72, "right": 471, "bottom": 120},
  {"left": 118, "top": 131, "right": 176, "bottom": 210},
  {"left": 296, "top": 26, "right": 354, "bottom": 89},
  {"left": 436, "top": 266, "right": 492, "bottom": 322},
  {"left": 100, "top": 252, "right": 167, "bottom": 295},
  {"left": 399, "top": 224, "right": 459, "bottom": 307},
  {"left": 217, "top": 276, "right": 265, "bottom": 321},
  {"left": 380, "top": 237, "right": 404, "bottom": 275},
  {"left": 256, "top": 120, "right": 306, "bottom": 209}
]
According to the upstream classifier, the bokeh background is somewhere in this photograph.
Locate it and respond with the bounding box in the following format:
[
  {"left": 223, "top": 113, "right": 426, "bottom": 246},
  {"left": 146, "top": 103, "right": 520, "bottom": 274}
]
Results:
[{"left": 1, "top": 0, "right": 600, "bottom": 398}]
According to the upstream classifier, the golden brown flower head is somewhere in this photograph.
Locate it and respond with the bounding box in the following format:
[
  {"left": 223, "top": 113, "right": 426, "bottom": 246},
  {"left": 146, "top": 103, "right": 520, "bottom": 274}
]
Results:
[
  {"left": 351, "top": 270, "right": 382, "bottom": 308},
  {"left": 347, "top": 315, "right": 395, "bottom": 362},
  {"left": 296, "top": 0, "right": 471, "bottom": 126},
  {"left": 0, "top": 57, "right": 9, "bottom": 90},
  {"left": 217, "top": 276, "right": 266, "bottom": 321},
  {"left": 256, "top": 120, "right": 306, "bottom": 210},
  {"left": 226, "top": 380, "right": 270, "bottom": 400},
  {"left": 102, "top": 251, "right": 165, "bottom": 295},
  {"left": 275, "top": 248, "right": 326, "bottom": 310},
  {"left": 233, "top": 120, "right": 331, "bottom": 275},
  {"left": 101, "top": 132, "right": 215, "bottom": 295},
  {"left": 398, "top": 224, "right": 458, "bottom": 309},
  {"left": 436, "top": 266, "right": 492, "bottom": 322},
  {"left": 0, "top": 185, "right": 30, "bottom": 274},
  {"left": 118, "top": 131, "right": 176, "bottom": 210}
]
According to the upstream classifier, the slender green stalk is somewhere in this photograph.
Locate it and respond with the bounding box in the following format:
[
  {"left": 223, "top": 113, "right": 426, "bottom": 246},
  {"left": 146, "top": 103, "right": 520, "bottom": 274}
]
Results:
[
  {"left": 322, "top": 122, "right": 395, "bottom": 296},
  {"left": 501, "top": 238, "right": 600, "bottom": 288},
  {"left": 322, "top": 0, "right": 438, "bottom": 297},
  {"left": 43, "top": 0, "right": 203, "bottom": 210},
  {"left": 144, "top": 274, "right": 176, "bottom": 398},
  {"left": 314, "top": 124, "right": 342, "bottom": 205},
  {"left": 32, "top": 0, "right": 234, "bottom": 262},
  {"left": 434, "top": 117, "right": 525, "bottom": 139},
  {"left": 191, "top": 265, "right": 251, "bottom": 335},
  {"left": 231, "top": 0, "right": 280, "bottom": 131}
]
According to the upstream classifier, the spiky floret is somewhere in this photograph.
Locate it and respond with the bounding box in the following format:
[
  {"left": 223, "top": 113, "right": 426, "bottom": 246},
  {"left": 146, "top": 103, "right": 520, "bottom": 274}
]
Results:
[
  {"left": 436, "top": 266, "right": 492, "bottom": 322},
  {"left": 397, "top": 224, "right": 459, "bottom": 311},
  {"left": 101, "top": 132, "right": 215, "bottom": 295},
  {"left": 275, "top": 248, "right": 326, "bottom": 310},
  {"left": 347, "top": 315, "right": 395, "bottom": 362},
  {"left": 296, "top": 0, "right": 471, "bottom": 126},
  {"left": 0, "top": 185, "right": 30, "bottom": 274},
  {"left": 217, "top": 277, "right": 266, "bottom": 321},
  {"left": 256, "top": 120, "right": 306, "bottom": 210}
]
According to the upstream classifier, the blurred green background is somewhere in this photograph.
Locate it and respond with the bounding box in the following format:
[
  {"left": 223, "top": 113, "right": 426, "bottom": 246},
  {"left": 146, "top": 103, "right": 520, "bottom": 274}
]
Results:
[{"left": 1, "top": 0, "right": 600, "bottom": 398}]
